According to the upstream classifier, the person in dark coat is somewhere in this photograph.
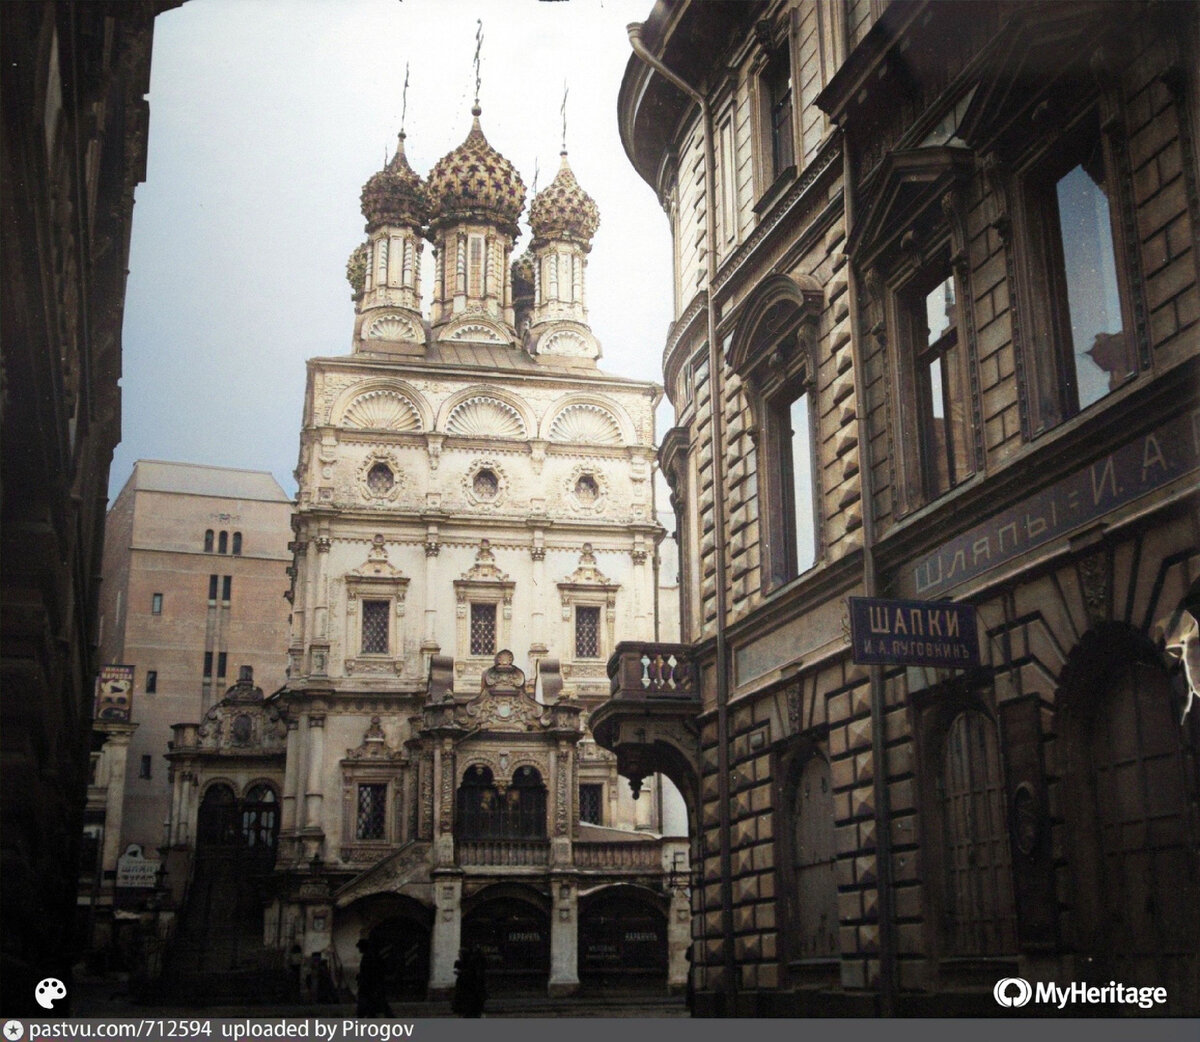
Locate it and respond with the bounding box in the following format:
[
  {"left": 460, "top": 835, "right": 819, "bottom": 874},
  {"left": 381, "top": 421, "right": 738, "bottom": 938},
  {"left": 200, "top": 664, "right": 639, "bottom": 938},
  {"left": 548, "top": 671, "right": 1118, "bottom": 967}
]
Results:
[
  {"left": 356, "top": 938, "right": 392, "bottom": 1017},
  {"left": 451, "top": 946, "right": 487, "bottom": 1017}
]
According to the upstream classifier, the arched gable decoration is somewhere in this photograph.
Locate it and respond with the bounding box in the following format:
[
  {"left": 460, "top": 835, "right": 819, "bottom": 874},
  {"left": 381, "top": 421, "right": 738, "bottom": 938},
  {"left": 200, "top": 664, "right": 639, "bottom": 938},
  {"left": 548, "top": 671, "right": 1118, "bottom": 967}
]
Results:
[
  {"left": 547, "top": 403, "right": 624, "bottom": 445},
  {"left": 726, "top": 273, "right": 824, "bottom": 388},
  {"left": 445, "top": 396, "right": 527, "bottom": 439},
  {"left": 342, "top": 388, "right": 423, "bottom": 432}
]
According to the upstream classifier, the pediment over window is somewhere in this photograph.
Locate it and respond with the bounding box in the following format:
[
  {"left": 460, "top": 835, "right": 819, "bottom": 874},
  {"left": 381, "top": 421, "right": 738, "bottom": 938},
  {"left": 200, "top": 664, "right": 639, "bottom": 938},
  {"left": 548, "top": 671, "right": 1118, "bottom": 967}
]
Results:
[
  {"left": 847, "top": 146, "right": 974, "bottom": 270},
  {"left": 955, "top": 3, "right": 1120, "bottom": 154},
  {"left": 726, "top": 274, "right": 824, "bottom": 386}
]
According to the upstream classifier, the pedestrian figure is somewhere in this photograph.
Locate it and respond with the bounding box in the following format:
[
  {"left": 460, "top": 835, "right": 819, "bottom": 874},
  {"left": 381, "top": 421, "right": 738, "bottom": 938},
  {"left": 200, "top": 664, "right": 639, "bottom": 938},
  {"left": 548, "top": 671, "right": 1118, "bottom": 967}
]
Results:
[
  {"left": 356, "top": 937, "right": 392, "bottom": 1018},
  {"left": 287, "top": 944, "right": 303, "bottom": 998},
  {"left": 452, "top": 946, "right": 487, "bottom": 1017}
]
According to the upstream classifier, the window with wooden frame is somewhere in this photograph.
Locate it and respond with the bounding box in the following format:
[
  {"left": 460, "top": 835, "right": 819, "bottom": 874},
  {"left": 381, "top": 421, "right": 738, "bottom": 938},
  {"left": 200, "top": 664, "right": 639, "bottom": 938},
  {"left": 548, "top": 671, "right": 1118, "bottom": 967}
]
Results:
[
  {"left": 762, "top": 42, "right": 795, "bottom": 183},
  {"left": 897, "top": 259, "right": 972, "bottom": 502},
  {"left": 763, "top": 376, "right": 818, "bottom": 586},
  {"left": 727, "top": 277, "right": 824, "bottom": 592},
  {"left": 1015, "top": 108, "right": 1136, "bottom": 431}
]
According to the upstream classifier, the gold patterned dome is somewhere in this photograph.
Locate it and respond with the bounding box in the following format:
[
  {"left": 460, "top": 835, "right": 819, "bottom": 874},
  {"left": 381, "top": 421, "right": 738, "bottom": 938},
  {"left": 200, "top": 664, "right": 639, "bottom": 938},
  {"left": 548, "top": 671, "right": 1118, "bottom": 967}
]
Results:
[
  {"left": 529, "top": 152, "right": 599, "bottom": 244},
  {"left": 428, "top": 107, "right": 526, "bottom": 235},
  {"left": 360, "top": 132, "right": 429, "bottom": 231},
  {"left": 511, "top": 248, "right": 535, "bottom": 292}
]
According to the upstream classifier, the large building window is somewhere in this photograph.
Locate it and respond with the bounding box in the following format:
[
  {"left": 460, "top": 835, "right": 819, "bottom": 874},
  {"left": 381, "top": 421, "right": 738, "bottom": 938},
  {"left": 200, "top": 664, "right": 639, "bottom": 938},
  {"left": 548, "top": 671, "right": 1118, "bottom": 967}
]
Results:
[
  {"left": 763, "top": 44, "right": 794, "bottom": 181},
  {"left": 902, "top": 266, "right": 971, "bottom": 501},
  {"left": 232, "top": 532, "right": 242, "bottom": 555},
  {"left": 204, "top": 529, "right": 214, "bottom": 553},
  {"left": 456, "top": 765, "right": 548, "bottom": 840},
  {"left": 727, "top": 278, "right": 825, "bottom": 592},
  {"left": 361, "top": 599, "right": 390, "bottom": 655},
  {"left": 218, "top": 531, "right": 228, "bottom": 555},
  {"left": 208, "top": 574, "right": 218, "bottom": 602},
  {"left": 1019, "top": 110, "right": 1135, "bottom": 429},
  {"left": 470, "top": 602, "right": 497, "bottom": 657},
  {"left": 764, "top": 381, "right": 817, "bottom": 584}
]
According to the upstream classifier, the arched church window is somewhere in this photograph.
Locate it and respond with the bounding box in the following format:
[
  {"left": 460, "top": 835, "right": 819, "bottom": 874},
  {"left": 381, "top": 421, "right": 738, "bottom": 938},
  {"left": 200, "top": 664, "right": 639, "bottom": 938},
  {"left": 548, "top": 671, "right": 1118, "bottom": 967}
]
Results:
[{"left": 241, "top": 784, "right": 278, "bottom": 849}]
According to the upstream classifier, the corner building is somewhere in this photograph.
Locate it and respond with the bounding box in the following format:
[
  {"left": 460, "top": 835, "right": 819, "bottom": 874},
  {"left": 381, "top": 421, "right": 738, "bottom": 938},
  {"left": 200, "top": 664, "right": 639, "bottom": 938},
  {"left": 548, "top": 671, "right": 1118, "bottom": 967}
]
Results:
[
  {"left": 598, "top": 0, "right": 1199, "bottom": 1016},
  {"left": 165, "top": 105, "right": 688, "bottom": 1001}
]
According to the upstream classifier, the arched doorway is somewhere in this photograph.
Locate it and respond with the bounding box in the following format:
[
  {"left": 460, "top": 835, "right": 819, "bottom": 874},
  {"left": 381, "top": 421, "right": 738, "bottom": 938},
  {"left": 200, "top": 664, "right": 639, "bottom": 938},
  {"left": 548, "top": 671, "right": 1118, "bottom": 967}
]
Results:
[
  {"left": 460, "top": 891, "right": 549, "bottom": 991},
  {"left": 1059, "top": 627, "right": 1200, "bottom": 1011},
  {"left": 578, "top": 889, "right": 668, "bottom": 990},
  {"left": 179, "top": 781, "right": 280, "bottom": 973},
  {"left": 368, "top": 916, "right": 431, "bottom": 999}
]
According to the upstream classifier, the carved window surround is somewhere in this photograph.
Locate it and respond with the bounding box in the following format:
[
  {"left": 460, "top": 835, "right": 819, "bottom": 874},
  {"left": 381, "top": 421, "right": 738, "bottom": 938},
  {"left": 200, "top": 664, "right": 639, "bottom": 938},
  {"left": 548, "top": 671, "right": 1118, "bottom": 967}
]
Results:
[{"left": 344, "top": 539, "right": 409, "bottom": 674}]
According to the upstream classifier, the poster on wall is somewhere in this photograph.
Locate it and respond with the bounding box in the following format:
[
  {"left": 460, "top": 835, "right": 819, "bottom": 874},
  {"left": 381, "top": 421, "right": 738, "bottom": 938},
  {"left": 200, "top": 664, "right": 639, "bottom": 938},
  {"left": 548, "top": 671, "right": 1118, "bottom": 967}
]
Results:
[{"left": 95, "top": 664, "right": 135, "bottom": 721}]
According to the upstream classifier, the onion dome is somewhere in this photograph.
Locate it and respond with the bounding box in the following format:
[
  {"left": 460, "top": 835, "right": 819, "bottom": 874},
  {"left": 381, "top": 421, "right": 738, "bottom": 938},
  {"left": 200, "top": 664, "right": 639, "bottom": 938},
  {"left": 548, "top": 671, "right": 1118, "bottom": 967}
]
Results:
[
  {"left": 511, "top": 248, "right": 535, "bottom": 294},
  {"left": 428, "top": 106, "right": 525, "bottom": 234},
  {"left": 529, "top": 152, "right": 600, "bottom": 244},
  {"left": 360, "top": 132, "right": 429, "bottom": 231},
  {"left": 346, "top": 242, "right": 368, "bottom": 299}
]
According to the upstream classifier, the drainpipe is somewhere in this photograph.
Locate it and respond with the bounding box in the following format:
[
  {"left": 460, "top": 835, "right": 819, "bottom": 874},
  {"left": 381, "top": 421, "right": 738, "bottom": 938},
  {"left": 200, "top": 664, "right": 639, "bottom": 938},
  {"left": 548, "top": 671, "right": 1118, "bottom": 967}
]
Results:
[
  {"left": 841, "top": 130, "right": 897, "bottom": 1015},
  {"left": 627, "top": 24, "right": 737, "bottom": 1013}
]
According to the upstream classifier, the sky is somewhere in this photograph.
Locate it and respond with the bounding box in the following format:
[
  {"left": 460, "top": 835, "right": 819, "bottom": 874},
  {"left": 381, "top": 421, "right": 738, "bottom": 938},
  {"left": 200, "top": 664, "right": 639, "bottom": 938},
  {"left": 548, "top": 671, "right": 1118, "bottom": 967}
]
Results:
[{"left": 113, "top": 0, "right": 675, "bottom": 500}]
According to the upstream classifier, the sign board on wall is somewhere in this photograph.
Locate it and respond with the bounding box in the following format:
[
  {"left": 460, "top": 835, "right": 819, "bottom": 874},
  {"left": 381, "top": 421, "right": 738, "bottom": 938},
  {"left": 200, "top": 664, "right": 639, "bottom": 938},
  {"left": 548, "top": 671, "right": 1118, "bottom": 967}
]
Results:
[
  {"left": 95, "top": 664, "right": 135, "bottom": 721},
  {"left": 116, "top": 843, "right": 160, "bottom": 888},
  {"left": 849, "top": 597, "right": 979, "bottom": 669}
]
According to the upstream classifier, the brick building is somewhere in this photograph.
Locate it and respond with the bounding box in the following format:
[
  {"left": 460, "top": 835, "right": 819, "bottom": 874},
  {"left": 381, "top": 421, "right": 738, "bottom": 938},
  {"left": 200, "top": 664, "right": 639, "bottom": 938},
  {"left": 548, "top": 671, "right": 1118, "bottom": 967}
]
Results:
[{"left": 597, "top": 0, "right": 1199, "bottom": 1016}]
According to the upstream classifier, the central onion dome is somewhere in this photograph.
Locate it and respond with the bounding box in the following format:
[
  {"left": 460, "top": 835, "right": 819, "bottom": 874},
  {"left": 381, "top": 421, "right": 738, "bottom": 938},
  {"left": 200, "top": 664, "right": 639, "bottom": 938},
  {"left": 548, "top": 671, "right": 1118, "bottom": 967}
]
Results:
[
  {"left": 360, "top": 132, "right": 429, "bottom": 231},
  {"left": 428, "top": 106, "right": 526, "bottom": 235},
  {"left": 529, "top": 152, "right": 600, "bottom": 245}
]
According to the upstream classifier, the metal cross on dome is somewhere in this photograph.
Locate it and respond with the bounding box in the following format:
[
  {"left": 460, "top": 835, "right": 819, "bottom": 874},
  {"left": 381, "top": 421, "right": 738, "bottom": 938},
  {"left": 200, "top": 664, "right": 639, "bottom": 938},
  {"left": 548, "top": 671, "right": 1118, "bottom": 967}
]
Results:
[
  {"left": 474, "top": 19, "right": 483, "bottom": 109},
  {"left": 561, "top": 81, "right": 569, "bottom": 153},
  {"left": 400, "top": 61, "right": 409, "bottom": 134}
]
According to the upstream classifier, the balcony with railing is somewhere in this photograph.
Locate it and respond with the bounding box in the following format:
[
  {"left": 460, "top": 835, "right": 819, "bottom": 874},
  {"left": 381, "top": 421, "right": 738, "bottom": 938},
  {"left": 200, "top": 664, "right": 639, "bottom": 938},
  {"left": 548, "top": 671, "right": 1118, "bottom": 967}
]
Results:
[
  {"left": 592, "top": 643, "right": 702, "bottom": 812},
  {"left": 456, "top": 838, "right": 550, "bottom": 867}
]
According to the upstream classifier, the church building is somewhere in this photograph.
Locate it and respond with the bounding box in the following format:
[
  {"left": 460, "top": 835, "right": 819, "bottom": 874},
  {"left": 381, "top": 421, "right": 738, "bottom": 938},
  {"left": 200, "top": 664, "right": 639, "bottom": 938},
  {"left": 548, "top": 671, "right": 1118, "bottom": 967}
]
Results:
[{"left": 163, "top": 98, "right": 689, "bottom": 1002}]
